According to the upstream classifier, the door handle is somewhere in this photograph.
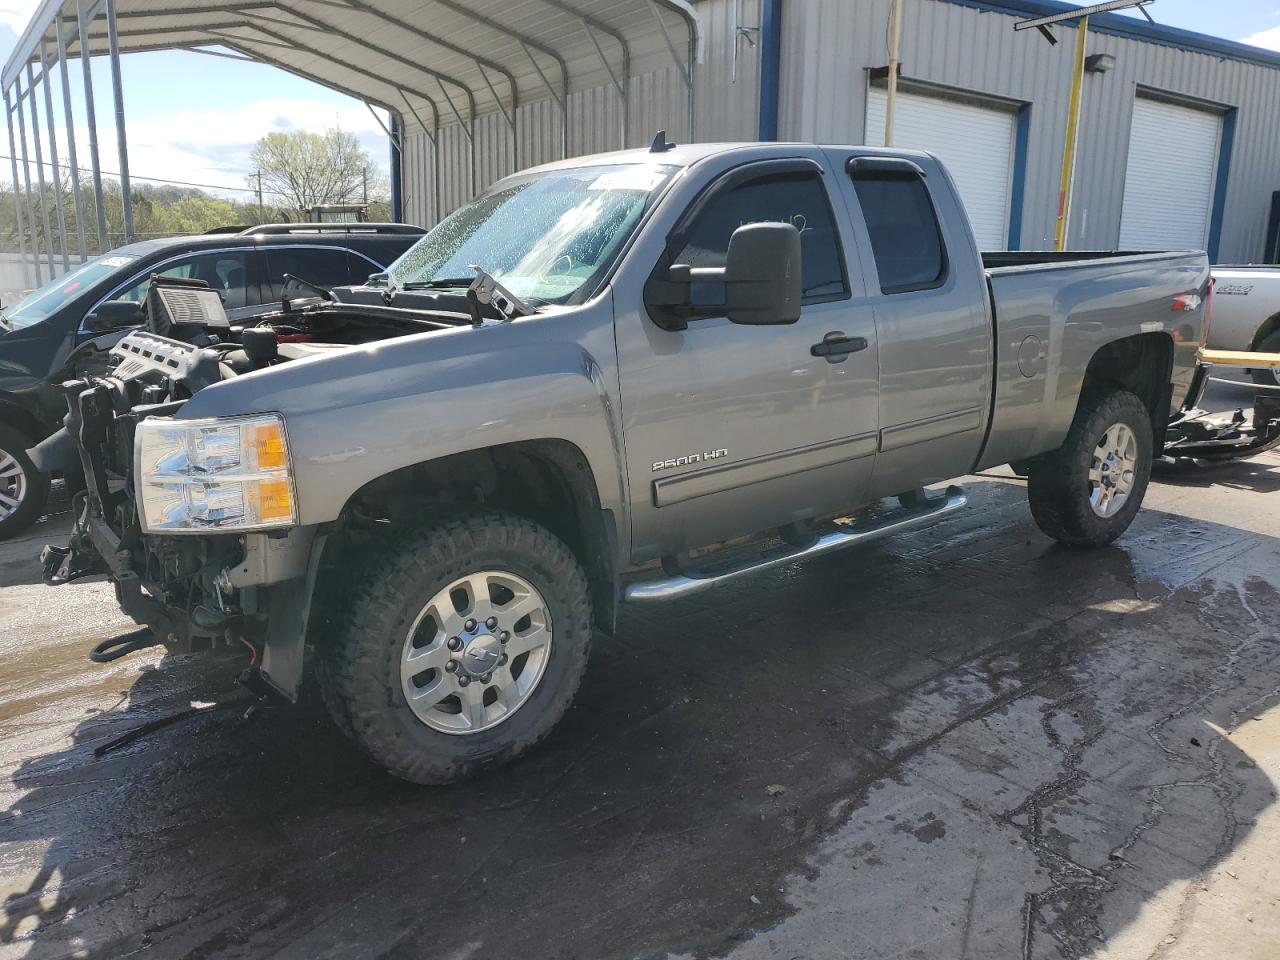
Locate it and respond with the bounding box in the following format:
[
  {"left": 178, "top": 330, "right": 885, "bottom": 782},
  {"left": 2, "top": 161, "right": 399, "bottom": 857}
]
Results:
[{"left": 811, "top": 333, "right": 868, "bottom": 362}]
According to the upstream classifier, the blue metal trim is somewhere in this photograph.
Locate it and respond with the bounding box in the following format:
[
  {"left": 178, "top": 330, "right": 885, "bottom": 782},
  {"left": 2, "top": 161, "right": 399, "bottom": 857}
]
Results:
[
  {"left": 758, "top": 0, "right": 783, "bottom": 140},
  {"left": 390, "top": 114, "right": 404, "bottom": 223},
  {"left": 1007, "top": 102, "right": 1031, "bottom": 249},
  {"left": 1206, "top": 107, "right": 1236, "bottom": 264},
  {"left": 943, "top": 0, "right": 1280, "bottom": 72}
]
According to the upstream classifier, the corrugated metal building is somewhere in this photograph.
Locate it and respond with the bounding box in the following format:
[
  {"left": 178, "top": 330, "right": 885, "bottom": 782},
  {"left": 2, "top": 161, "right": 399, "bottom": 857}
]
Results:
[
  {"left": 7, "top": 0, "right": 1280, "bottom": 270},
  {"left": 398, "top": 0, "right": 1280, "bottom": 263}
]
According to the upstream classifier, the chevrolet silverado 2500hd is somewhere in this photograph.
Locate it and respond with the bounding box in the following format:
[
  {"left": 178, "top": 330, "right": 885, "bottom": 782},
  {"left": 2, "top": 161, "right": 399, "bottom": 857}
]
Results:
[{"left": 39, "top": 141, "right": 1210, "bottom": 783}]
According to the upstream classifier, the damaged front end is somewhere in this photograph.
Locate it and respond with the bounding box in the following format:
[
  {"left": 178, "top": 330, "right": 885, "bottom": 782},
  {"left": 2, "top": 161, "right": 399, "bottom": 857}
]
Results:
[{"left": 38, "top": 284, "right": 325, "bottom": 700}]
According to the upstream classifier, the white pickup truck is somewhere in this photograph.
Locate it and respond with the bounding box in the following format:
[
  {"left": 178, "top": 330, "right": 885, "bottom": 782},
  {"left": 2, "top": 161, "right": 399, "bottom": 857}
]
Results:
[{"left": 1209, "top": 265, "right": 1280, "bottom": 387}]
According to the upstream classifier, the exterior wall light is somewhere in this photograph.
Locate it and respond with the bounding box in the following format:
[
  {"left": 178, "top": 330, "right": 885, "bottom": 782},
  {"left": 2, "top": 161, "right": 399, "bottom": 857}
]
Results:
[{"left": 1085, "top": 53, "right": 1116, "bottom": 73}]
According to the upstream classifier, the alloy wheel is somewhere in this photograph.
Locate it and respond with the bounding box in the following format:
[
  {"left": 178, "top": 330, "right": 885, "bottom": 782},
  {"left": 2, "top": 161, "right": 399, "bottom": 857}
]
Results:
[
  {"left": 399, "top": 569, "right": 553, "bottom": 735},
  {"left": 1088, "top": 423, "right": 1138, "bottom": 519},
  {"left": 0, "top": 450, "right": 28, "bottom": 522}
]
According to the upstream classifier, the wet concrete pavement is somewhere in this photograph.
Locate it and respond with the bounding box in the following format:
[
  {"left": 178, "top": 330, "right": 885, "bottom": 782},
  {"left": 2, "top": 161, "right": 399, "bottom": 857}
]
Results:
[{"left": 2, "top": 378, "right": 1279, "bottom": 960}]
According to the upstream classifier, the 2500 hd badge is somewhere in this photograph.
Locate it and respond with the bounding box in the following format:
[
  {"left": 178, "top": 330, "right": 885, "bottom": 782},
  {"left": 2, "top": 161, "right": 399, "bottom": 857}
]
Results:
[{"left": 652, "top": 448, "right": 729, "bottom": 472}]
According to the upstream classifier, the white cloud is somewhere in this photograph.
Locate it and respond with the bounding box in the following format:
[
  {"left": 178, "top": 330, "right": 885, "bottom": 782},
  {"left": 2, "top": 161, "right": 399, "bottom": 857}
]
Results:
[
  {"left": 0, "top": 0, "right": 40, "bottom": 35},
  {"left": 1240, "top": 25, "right": 1280, "bottom": 51},
  {"left": 45, "top": 97, "right": 390, "bottom": 200}
]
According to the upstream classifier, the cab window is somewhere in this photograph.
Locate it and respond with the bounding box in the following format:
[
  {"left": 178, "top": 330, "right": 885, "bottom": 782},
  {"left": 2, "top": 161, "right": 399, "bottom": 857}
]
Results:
[
  {"left": 850, "top": 171, "right": 947, "bottom": 294},
  {"left": 671, "top": 171, "right": 848, "bottom": 302},
  {"left": 117, "top": 252, "right": 255, "bottom": 310},
  {"left": 265, "top": 248, "right": 357, "bottom": 300}
]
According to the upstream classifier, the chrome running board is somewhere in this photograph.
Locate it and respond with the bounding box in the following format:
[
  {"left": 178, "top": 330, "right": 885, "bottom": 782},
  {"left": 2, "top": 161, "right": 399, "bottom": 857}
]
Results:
[{"left": 623, "top": 485, "right": 967, "bottom": 603}]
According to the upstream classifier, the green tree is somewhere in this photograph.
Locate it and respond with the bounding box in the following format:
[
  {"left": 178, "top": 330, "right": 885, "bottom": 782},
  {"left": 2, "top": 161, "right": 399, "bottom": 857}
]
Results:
[{"left": 247, "top": 128, "right": 386, "bottom": 220}]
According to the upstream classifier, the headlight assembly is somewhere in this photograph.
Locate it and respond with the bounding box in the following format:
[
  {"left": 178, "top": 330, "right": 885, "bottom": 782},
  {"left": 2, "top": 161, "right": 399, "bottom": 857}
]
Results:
[{"left": 134, "top": 414, "right": 297, "bottom": 533}]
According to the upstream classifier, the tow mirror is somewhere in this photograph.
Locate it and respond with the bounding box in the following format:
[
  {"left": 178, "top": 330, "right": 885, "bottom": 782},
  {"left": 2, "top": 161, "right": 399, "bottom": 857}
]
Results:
[
  {"left": 85, "top": 299, "right": 145, "bottom": 334},
  {"left": 662, "top": 222, "right": 803, "bottom": 327}
]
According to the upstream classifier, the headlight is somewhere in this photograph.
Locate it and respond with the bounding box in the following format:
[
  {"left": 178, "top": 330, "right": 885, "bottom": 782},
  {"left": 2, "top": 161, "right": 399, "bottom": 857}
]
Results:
[{"left": 135, "top": 414, "right": 297, "bottom": 533}]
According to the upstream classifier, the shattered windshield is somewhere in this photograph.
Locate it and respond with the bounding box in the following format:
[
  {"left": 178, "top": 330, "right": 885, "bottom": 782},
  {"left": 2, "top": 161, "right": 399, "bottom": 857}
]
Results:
[{"left": 387, "top": 162, "right": 678, "bottom": 305}]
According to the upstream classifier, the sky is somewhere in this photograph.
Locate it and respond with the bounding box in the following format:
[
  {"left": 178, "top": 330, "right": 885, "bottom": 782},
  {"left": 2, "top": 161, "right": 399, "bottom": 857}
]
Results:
[
  {"left": 0, "top": 1, "right": 392, "bottom": 204},
  {"left": 0, "top": 0, "right": 1277, "bottom": 204}
]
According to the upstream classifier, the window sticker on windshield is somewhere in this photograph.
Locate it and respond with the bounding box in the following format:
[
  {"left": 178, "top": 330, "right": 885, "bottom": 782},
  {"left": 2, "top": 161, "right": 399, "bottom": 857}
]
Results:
[
  {"left": 99, "top": 255, "right": 137, "bottom": 268},
  {"left": 588, "top": 168, "right": 668, "bottom": 192}
]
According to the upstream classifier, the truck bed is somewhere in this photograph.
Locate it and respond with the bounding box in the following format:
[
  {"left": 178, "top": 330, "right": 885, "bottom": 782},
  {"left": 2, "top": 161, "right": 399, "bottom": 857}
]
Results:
[
  {"left": 977, "top": 249, "right": 1210, "bottom": 471},
  {"left": 981, "top": 250, "right": 1194, "bottom": 270}
]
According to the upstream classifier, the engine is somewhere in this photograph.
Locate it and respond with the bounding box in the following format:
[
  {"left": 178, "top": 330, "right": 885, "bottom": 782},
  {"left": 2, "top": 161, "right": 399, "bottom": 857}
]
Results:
[{"left": 103, "top": 275, "right": 421, "bottom": 407}]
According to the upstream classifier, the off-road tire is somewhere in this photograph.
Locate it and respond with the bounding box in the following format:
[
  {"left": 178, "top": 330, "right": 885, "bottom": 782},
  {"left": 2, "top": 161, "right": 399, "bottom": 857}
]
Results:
[
  {"left": 315, "top": 512, "right": 593, "bottom": 784},
  {"left": 1250, "top": 329, "right": 1280, "bottom": 389},
  {"left": 0, "top": 424, "right": 49, "bottom": 540},
  {"left": 1027, "top": 389, "right": 1153, "bottom": 547}
]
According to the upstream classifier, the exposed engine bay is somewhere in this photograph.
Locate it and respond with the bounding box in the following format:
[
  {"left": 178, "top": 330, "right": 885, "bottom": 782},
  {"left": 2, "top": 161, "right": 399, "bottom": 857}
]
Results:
[
  {"left": 106, "top": 273, "right": 477, "bottom": 407},
  {"left": 38, "top": 274, "right": 486, "bottom": 677}
]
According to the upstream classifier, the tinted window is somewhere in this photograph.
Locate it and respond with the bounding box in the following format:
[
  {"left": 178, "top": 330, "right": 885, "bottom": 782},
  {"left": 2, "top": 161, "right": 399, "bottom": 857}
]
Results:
[
  {"left": 265, "top": 248, "right": 354, "bottom": 300},
  {"left": 118, "top": 252, "right": 255, "bottom": 310},
  {"left": 851, "top": 174, "right": 946, "bottom": 293},
  {"left": 344, "top": 252, "right": 380, "bottom": 286},
  {"left": 3, "top": 254, "right": 140, "bottom": 329},
  {"left": 673, "top": 172, "right": 847, "bottom": 301}
]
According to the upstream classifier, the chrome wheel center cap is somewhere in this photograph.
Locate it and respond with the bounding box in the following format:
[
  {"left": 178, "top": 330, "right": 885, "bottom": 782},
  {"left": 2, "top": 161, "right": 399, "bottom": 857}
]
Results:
[{"left": 461, "top": 634, "right": 502, "bottom": 676}]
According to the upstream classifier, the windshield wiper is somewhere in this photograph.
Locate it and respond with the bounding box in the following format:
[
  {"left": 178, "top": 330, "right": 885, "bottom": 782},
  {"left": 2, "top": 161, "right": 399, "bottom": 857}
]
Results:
[{"left": 402, "top": 277, "right": 475, "bottom": 290}]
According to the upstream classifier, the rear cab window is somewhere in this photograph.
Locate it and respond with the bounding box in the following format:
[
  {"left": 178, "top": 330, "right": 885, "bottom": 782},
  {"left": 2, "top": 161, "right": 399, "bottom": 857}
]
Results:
[
  {"left": 849, "top": 162, "right": 948, "bottom": 294},
  {"left": 672, "top": 170, "right": 849, "bottom": 303}
]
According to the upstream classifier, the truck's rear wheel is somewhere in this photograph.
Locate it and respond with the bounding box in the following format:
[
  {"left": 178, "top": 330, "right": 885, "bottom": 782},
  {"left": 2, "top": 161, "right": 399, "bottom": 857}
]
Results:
[
  {"left": 316, "top": 512, "right": 592, "bottom": 784},
  {"left": 0, "top": 425, "right": 50, "bottom": 541},
  {"left": 1027, "top": 390, "right": 1153, "bottom": 547}
]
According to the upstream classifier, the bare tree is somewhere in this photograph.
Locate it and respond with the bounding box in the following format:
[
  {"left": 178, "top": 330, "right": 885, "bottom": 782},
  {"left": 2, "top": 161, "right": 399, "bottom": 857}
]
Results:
[{"left": 247, "top": 129, "right": 386, "bottom": 220}]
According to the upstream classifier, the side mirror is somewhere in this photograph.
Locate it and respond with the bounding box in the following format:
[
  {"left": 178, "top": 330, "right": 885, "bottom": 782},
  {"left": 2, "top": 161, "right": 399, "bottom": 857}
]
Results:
[
  {"left": 85, "top": 299, "right": 144, "bottom": 334},
  {"left": 662, "top": 222, "right": 803, "bottom": 327},
  {"left": 721, "top": 221, "right": 803, "bottom": 325}
]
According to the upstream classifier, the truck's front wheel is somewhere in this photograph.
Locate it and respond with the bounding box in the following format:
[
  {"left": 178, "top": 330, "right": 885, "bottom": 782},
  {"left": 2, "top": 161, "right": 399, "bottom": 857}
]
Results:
[
  {"left": 1026, "top": 389, "right": 1154, "bottom": 547},
  {"left": 317, "top": 512, "right": 593, "bottom": 784}
]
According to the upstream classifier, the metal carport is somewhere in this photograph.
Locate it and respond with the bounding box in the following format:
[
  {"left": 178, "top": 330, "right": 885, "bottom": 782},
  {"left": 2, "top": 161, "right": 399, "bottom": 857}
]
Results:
[{"left": 2, "top": 0, "right": 702, "bottom": 287}]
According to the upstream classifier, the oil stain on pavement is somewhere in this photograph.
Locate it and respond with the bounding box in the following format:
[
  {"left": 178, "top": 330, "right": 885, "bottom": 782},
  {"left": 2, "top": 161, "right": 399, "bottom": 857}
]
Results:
[{"left": 2, "top": 450, "right": 1279, "bottom": 960}]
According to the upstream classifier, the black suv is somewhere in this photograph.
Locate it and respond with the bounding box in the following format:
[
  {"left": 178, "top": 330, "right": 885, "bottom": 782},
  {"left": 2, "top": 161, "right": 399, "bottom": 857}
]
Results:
[{"left": 0, "top": 223, "right": 424, "bottom": 537}]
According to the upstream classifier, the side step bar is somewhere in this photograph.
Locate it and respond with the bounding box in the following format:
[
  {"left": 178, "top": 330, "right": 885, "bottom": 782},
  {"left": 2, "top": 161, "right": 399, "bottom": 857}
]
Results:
[{"left": 623, "top": 485, "right": 968, "bottom": 603}]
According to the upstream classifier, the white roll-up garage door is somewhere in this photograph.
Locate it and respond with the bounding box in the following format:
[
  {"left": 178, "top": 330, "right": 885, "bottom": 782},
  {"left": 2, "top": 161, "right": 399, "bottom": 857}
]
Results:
[
  {"left": 1119, "top": 98, "right": 1222, "bottom": 251},
  {"left": 865, "top": 86, "right": 1015, "bottom": 251}
]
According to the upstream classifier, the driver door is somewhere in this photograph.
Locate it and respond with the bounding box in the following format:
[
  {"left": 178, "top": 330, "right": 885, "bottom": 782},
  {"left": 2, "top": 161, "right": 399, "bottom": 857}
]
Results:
[{"left": 615, "top": 158, "right": 881, "bottom": 563}]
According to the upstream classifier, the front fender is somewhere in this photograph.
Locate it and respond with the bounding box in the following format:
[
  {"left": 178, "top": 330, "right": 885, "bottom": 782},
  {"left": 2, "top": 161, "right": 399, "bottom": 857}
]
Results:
[{"left": 178, "top": 298, "right": 628, "bottom": 540}]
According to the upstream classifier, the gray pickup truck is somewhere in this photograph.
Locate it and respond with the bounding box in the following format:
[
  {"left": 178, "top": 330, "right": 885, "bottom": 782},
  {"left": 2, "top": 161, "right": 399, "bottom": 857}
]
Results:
[{"left": 40, "top": 140, "right": 1210, "bottom": 783}]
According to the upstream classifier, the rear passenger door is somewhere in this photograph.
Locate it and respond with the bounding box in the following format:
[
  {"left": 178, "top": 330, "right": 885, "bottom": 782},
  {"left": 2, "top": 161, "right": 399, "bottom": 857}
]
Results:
[
  {"left": 831, "top": 152, "right": 992, "bottom": 498},
  {"left": 617, "top": 157, "right": 881, "bottom": 561},
  {"left": 264, "top": 247, "right": 367, "bottom": 302}
]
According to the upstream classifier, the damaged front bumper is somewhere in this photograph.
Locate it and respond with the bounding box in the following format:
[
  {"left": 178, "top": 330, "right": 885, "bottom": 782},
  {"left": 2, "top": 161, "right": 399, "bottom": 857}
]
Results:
[{"left": 40, "top": 376, "right": 323, "bottom": 701}]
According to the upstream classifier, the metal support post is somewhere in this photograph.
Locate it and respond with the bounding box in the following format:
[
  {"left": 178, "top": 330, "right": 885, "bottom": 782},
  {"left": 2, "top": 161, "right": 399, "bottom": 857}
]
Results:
[{"left": 105, "top": 0, "right": 133, "bottom": 242}]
